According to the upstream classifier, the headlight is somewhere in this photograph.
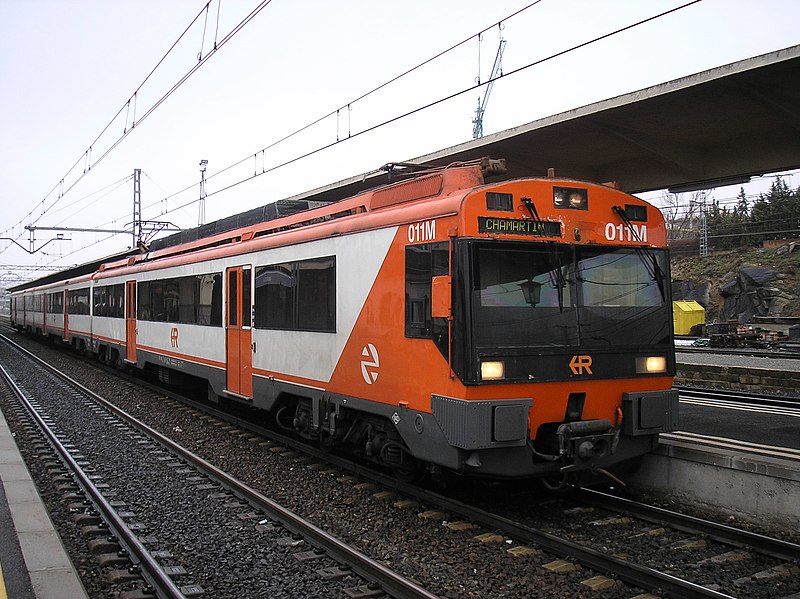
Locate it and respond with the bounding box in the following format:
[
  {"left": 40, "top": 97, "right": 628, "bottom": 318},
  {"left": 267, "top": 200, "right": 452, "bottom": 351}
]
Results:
[
  {"left": 569, "top": 192, "right": 584, "bottom": 208},
  {"left": 481, "top": 360, "right": 505, "bottom": 381},
  {"left": 553, "top": 186, "right": 588, "bottom": 210},
  {"left": 636, "top": 356, "right": 667, "bottom": 374}
]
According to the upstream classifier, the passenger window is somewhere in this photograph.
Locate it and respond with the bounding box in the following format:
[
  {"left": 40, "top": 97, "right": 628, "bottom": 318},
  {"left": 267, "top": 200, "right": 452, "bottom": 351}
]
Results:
[{"left": 254, "top": 257, "right": 335, "bottom": 332}]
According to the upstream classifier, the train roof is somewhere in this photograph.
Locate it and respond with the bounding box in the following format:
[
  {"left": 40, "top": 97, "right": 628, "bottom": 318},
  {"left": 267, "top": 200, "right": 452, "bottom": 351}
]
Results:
[
  {"left": 11, "top": 160, "right": 663, "bottom": 290},
  {"left": 8, "top": 249, "right": 138, "bottom": 294},
  {"left": 10, "top": 160, "right": 495, "bottom": 291}
]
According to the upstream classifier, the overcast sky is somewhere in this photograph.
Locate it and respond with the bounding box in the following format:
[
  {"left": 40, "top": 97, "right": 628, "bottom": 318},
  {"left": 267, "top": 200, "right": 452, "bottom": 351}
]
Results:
[{"left": 1, "top": 0, "right": 798, "bottom": 281}]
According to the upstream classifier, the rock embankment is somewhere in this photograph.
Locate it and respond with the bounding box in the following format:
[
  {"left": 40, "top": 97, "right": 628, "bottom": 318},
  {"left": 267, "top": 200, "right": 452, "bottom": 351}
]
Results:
[{"left": 670, "top": 246, "right": 799, "bottom": 321}]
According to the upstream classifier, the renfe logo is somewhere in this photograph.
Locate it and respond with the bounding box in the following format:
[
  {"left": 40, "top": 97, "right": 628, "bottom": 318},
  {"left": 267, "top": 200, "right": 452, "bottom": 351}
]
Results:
[
  {"left": 170, "top": 327, "right": 179, "bottom": 348},
  {"left": 361, "top": 343, "right": 380, "bottom": 385},
  {"left": 569, "top": 354, "right": 593, "bottom": 375}
]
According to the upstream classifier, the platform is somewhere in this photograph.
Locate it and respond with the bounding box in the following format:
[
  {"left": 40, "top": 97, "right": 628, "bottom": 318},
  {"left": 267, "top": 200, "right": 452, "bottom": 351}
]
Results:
[
  {"left": 0, "top": 407, "right": 88, "bottom": 599},
  {"left": 629, "top": 435, "right": 800, "bottom": 529}
]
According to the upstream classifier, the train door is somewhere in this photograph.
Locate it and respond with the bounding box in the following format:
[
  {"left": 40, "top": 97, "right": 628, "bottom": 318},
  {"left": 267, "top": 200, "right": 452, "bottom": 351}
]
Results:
[
  {"left": 42, "top": 293, "right": 48, "bottom": 337},
  {"left": 225, "top": 266, "right": 253, "bottom": 398},
  {"left": 62, "top": 290, "right": 69, "bottom": 342},
  {"left": 125, "top": 281, "right": 137, "bottom": 363}
]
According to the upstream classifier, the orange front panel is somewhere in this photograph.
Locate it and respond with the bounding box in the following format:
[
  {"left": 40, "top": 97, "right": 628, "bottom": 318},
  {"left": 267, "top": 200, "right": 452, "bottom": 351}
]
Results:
[
  {"left": 326, "top": 220, "right": 461, "bottom": 413},
  {"left": 458, "top": 179, "right": 668, "bottom": 247},
  {"left": 325, "top": 182, "right": 672, "bottom": 441}
]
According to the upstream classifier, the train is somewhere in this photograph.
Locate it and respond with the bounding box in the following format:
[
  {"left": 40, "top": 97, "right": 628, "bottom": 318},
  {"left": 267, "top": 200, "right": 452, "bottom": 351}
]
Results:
[{"left": 9, "top": 158, "right": 678, "bottom": 486}]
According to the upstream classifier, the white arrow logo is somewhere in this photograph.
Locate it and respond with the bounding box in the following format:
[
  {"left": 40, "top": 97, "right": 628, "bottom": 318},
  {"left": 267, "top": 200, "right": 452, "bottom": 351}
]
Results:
[{"left": 360, "top": 343, "right": 379, "bottom": 385}]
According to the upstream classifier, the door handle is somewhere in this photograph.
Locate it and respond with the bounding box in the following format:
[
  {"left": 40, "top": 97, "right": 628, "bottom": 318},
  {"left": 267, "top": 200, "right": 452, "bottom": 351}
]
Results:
[{"left": 251, "top": 342, "right": 257, "bottom": 353}]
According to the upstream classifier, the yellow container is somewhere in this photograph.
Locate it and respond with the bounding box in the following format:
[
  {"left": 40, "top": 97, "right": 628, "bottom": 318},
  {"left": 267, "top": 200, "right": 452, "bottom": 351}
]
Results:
[{"left": 672, "top": 300, "right": 705, "bottom": 335}]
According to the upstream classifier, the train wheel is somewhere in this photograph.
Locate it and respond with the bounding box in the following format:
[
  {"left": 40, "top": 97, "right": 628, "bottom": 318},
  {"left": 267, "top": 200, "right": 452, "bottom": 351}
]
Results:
[{"left": 391, "top": 456, "right": 426, "bottom": 483}]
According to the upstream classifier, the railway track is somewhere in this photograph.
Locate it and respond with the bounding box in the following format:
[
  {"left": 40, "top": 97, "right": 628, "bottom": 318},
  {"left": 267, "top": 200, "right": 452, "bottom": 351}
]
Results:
[
  {"left": 669, "top": 386, "right": 800, "bottom": 460},
  {"left": 678, "top": 386, "right": 800, "bottom": 406},
  {"left": 576, "top": 488, "right": 800, "bottom": 563},
  {"left": 4, "top": 329, "right": 800, "bottom": 598},
  {"left": 0, "top": 333, "right": 437, "bottom": 599},
  {"left": 676, "top": 346, "right": 800, "bottom": 360}
]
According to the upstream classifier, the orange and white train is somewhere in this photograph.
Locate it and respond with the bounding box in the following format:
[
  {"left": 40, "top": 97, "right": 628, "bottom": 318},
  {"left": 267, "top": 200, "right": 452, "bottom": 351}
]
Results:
[{"left": 10, "top": 160, "right": 678, "bottom": 483}]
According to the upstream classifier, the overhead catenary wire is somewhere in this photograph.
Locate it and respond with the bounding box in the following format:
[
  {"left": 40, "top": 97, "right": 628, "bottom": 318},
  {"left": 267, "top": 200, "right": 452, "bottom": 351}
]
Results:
[
  {"left": 48, "top": 175, "right": 134, "bottom": 225},
  {"left": 157, "top": 0, "right": 704, "bottom": 217},
  {"left": 1, "top": 0, "right": 271, "bottom": 249},
  {"left": 24, "top": 0, "right": 704, "bottom": 271},
  {"left": 139, "top": 0, "right": 549, "bottom": 215},
  {"left": 1, "top": 3, "right": 209, "bottom": 240},
  {"left": 60, "top": 0, "right": 274, "bottom": 208}
]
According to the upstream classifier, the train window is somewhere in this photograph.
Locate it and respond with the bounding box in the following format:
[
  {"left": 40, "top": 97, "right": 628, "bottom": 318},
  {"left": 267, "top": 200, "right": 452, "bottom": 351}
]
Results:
[
  {"left": 475, "top": 246, "right": 573, "bottom": 309},
  {"left": 242, "top": 268, "right": 251, "bottom": 328},
  {"left": 138, "top": 281, "right": 154, "bottom": 321},
  {"left": 255, "top": 265, "right": 292, "bottom": 329},
  {"left": 164, "top": 280, "right": 180, "bottom": 322},
  {"left": 577, "top": 249, "right": 665, "bottom": 307},
  {"left": 254, "top": 256, "right": 335, "bottom": 332},
  {"left": 405, "top": 242, "right": 449, "bottom": 357},
  {"left": 228, "top": 271, "right": 238, "bottom": 326},
  {"left": 67, "top": 289, "right": 90, "bottom": 315},
  {"left": 138, "top": 274, "right": 222, "bottom": 326},
  {"left": 486, "top": 192, "right": 514, "bottom": 212},
  {"left": 47, "top": 291, "right": 64, "bottom": 313},
  {"left": 92, "top": 284, "right": 124, "bottom": 318},
  {"left": 471, "top": 244, "right": 579, "bottom": 347},
  {"left": 296, "top": 259, "right": 334, "bottom": 331},
  {"left": 623, "top": 204, "right": 648, "bottom": 222},
  {"left": 200, "top": 274, "right": 223, "bottom": 326},
  {"left": 575, "top": 247, "right": 670, "bottom": 347}
]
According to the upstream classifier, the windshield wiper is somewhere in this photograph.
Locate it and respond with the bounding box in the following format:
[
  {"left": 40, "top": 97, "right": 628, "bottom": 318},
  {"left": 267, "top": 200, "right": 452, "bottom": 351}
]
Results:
[
  {"left": 611, "top": 205, "right": 666, "bottom": 301},
  {"left": 547, "top": 263, "right": 567, "bottom": 313}
]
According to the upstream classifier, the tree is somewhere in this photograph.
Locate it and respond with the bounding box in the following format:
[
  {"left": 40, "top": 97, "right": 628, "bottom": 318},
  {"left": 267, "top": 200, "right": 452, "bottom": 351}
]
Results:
[
  {"left": 658, "top": 190, "right": 704, "bottom": 240},
  {"left": 750, "top": 177, "right": 800, "bottom": 243}
]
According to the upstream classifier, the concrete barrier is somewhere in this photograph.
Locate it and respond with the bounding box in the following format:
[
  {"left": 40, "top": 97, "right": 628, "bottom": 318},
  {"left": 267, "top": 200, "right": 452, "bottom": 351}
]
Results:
[
  {"left": 628, "top": 439, "right": 800, "bottom": 528},
  {"left": 676, "top": 363, "right": 800, "bottom": 394}
]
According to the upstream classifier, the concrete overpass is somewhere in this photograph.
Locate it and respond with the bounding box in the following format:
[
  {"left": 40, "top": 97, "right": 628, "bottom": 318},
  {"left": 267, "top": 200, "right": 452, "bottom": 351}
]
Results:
[{"left": 294, "top": 44, "right": 800, "bottom": 199}]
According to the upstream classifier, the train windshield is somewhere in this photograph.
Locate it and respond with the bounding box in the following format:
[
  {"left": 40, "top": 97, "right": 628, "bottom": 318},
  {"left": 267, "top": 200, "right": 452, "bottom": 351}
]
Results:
[{"left": 470, "top": 243, "right": 670, "bottom": 348}]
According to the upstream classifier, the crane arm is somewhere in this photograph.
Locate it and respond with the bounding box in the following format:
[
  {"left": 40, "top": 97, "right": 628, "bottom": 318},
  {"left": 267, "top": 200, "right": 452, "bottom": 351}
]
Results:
[{"left": 473, "top": 39, "right": 506, "bottom": 138}]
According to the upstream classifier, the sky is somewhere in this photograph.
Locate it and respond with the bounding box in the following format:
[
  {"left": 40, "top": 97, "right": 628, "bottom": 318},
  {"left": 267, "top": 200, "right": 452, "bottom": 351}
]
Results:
[{"left": 1, "top": 0, "right": 798, "bottom": 285}]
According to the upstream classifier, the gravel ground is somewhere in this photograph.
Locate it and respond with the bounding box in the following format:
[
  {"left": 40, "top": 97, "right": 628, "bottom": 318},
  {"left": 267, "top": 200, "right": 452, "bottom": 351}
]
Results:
[
  {"left": 4, "top": 332, "right": 800, "bottom": 598},
  {"left": 456, "top": 484, "right": 800, "bottom": 598},
  {"left": 1, "top": 333, "right": 641, "bottom": 598},
  {"left": 0, "top": 341, "right": 378, "bottom": 599}
]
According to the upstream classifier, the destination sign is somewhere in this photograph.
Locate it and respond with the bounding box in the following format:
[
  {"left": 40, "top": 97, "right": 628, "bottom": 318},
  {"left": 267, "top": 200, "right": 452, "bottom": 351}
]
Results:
[{"left": 478, "top": 217, "right": 561, "bottom": 237}]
